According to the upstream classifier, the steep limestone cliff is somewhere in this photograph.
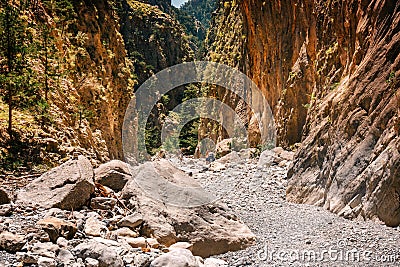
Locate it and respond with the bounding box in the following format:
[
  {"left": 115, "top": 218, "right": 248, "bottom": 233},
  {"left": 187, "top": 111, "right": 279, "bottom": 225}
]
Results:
[
  {"left": 206, "top": 0, "right": 400, "bottom": 226},
  {"left": 61, "top": 0, "right": 134, "bottom": 161},
  {"left": 117, "top": 0, "right": 192, "bottom": 87},
  {"left": 117, "top": 0, "right": 193, "bottom": 154},
  {"left": 198, "top": 1, "right": 248, "bottom": 145},
  {"left": 21, "top": 0, "right": 135, "bottom": 165},
  {"left": 201, "top": 0, "right": 312, "bottom": 147},
  {"left": 0, "top": 0, "right": 193, "bottom": 170},
  {"left": 286, "top": 0, "right": 400, "bottom": 227}
]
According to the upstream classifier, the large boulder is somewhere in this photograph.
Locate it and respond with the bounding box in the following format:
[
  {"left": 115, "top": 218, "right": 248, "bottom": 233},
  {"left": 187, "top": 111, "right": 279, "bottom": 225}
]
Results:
[
  {"left": 94, "top": 160, "right": 131, "bottom": 191},
  {"left": 121, "top": 159, "right": 255, "bottom": 258},
  {"left": 17, "top": 156, "right": 94, "bottom": 210}
]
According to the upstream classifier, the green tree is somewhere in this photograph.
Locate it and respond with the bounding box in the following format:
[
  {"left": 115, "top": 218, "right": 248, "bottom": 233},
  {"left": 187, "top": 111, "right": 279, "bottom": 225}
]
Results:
[
  {"left": 42, "top": 0, "right": 75, "bottom": 37},
  {"left": 0, "top": 1, "right": 38, "bottom": 135},
  {"left": 178, "top": 84, "right": 201, "bottom": 154},
  {"left": 33, "top": 11, "right": 60, "bottom": 125}
]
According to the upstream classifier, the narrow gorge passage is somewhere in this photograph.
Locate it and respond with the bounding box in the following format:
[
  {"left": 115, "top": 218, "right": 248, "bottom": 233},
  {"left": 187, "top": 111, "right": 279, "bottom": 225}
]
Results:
[{"left": 0, "top": 0, "right": 399, "bottom": 266}]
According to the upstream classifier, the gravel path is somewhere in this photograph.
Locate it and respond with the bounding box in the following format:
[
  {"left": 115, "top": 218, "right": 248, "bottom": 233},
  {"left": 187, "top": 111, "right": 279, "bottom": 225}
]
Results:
[{"left": 176, "top": 157, "right": 400, "bottom": 267}]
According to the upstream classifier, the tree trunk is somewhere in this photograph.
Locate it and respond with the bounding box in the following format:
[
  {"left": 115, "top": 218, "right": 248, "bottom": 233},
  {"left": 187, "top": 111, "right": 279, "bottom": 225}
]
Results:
[
  {"left": 5, "top": 4, "right": 13, "bottom": 136},
  {"left": 7, "top": 83, "right": 12, "bottom": 136}
]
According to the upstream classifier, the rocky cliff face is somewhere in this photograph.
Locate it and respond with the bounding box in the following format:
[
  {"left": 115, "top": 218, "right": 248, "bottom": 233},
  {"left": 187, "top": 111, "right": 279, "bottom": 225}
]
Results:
[
  {"left": 47, "top": 0, "right": 135, "bottom": 163},
  {"left": 198, "top": 1, "right": 248, "bottom": 145},
  {"left": 286, "top": 0, "right": 400, "bottom": 227},
  {"left": 1, "top": 0, "right": 193, "bottom": 169},
  {"left": 0, "top": 0, "right": 135, "bottom": 170},
  {"left": 66, "top": 0, "right": 192, "bottom": 161},
  {"left": 117, "top": 0, "right": 193, "bottom": 154},
  {"left": 117, "top": 0, "right": 192, "bottom": 87},
  {"left": 206, "top": 0, "right": 400, "bottom": 226},
  {"left": 201, "top": 0, "right": 314, "bottom": 148}
]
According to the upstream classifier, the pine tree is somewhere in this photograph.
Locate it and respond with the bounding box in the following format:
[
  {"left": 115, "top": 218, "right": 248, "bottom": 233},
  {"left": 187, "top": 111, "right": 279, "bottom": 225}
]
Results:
[
  {"left": 0, "top": 1, "right": 38, "bottom": 135},
  {"left": 33, "top": 7, "right": 60, "bottom": 125}
]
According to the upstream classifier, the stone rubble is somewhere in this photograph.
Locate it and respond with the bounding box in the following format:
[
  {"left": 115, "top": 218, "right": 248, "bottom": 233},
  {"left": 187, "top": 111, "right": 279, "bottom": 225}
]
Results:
[
  {"left": 0, "top": 155, "right": 248, "bottom": 266},
  {"left": 1, "top": 148, "right": 399, "bottom": 266}
]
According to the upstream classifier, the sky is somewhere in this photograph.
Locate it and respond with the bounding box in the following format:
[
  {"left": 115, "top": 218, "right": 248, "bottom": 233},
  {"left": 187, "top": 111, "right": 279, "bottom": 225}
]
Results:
[{"left": 171, "top": 0, "right": 189, "bottom": 7}]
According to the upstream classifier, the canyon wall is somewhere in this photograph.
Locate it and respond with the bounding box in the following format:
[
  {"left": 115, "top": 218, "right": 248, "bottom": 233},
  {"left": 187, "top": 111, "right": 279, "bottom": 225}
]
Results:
[
  {"left": 46, "top": 0, "right": 134, "bottom": 163},
  {"left": 4, "top": 0, "right": 192, "bottom": 168},
  {"left": 207, "top": 0, "right": 400, "bottom": 226},
  {"left": 69, "top": 0, "right": 191, "bottom": 161},
  {"left": 287, "top": 0, "right": 400, "bottom": 227}
]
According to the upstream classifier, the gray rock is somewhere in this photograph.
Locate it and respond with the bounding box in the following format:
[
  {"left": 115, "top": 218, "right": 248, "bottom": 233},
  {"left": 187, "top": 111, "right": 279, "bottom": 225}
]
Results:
[
  {"left": 37, "top": 217, "right": 77, "bottom": 242},
  {"left": 0, "top": 231, "right": 25, "bottom": 252},
  {"left": 121, "top": 160, "right": 255, "bottom": 257},
  {"left": 204, "top": 258, "right": 228, "bottom": 267},
  {"left": 30, "top": 242, "right": 59, "bottom": 258},
  {"left": 17, "top": 156, "right": 95, "bottom": 210},
  {"left": 257, "top": 149, "right": 281, "bottom": 168},
  {"left": 56, "top": 237, "right": 68, "bottom": 248},
  {"left": 150, "top": 248, "right": 200, "bottom": 267},
  {"left": 57, "top": 249, "right": 75, "bottom": 264},
  {"left": 118, "top": 213, "right": 143, "bottom": 229},
  {"left": 37, "top": 256, "right": 56, "bottom": 267},
  {"left": 84, "top": 217, "right": 108, "bottom": 237},
  {"left": 133, "top": 253, "right": 154, "bottom": 266},
  {"left": 94, "top": 160, "right": 131, "bottom": 191},
  {"left": 90, "top": 197, "right": 117, "bottom": 210},
  {"left": 73, "top": 239, "right": 124, "bottom": 267}
]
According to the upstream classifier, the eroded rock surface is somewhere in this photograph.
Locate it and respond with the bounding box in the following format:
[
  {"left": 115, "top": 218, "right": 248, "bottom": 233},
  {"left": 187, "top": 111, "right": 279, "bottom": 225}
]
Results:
[
  {"left": 205, "top": 0, "right": 400, "bottom": 226},
  {"left": 16, "top": 156, "right": 94, "bottom": 210},
  {"left": 121, "top": 159, "right": 256, "bottom": 257},
  {"left": 94, "top": 160, "right": 132, "bottom": 192}
]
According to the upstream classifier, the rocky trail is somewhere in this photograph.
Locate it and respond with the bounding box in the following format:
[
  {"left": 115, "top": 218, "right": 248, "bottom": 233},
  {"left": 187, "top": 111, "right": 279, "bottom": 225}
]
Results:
[
  {"left": 0, "top": 149, "right": 399, "bottom": 267},
  {"left": 175, "top": 151, "right": 400, "bottom": 266}
]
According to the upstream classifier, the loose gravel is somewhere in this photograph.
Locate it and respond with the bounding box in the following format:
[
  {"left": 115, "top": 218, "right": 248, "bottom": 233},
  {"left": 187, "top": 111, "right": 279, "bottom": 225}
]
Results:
[{"left": 176, "top": 157, "right": 400, "bottom": 267}]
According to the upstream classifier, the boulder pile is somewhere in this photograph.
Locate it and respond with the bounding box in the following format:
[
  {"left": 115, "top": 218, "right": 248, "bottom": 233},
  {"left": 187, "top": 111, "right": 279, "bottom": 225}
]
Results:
[{"left": 0, "top": 155, "right": 255, "bottom": 266}]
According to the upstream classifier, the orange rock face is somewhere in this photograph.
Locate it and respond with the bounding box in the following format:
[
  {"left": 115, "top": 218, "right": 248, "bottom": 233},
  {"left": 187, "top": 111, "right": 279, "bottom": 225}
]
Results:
[{"left": 206, "top": 0, "right": 400, "bottom": 226}]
